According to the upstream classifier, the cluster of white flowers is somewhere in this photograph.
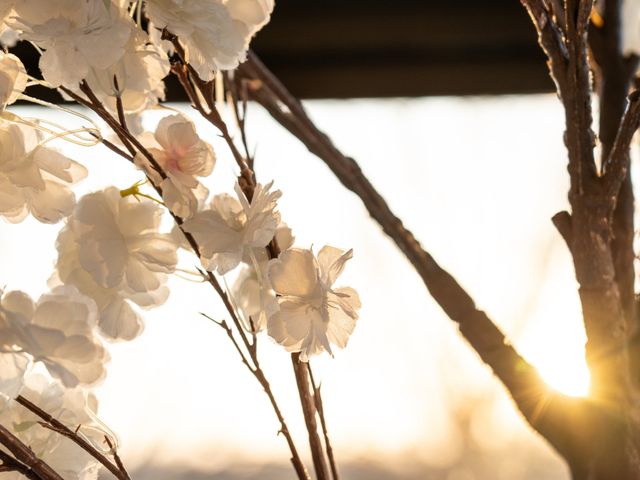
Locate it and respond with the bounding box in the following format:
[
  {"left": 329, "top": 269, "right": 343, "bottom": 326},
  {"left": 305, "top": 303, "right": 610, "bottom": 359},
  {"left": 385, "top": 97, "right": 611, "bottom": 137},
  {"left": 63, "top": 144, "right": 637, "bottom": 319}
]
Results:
[
  {"left": 53, "top": 187, "right": 179, "bottom": 341},
  {"left": 0, "top": 1, "right": 362, "bottom": 477}
]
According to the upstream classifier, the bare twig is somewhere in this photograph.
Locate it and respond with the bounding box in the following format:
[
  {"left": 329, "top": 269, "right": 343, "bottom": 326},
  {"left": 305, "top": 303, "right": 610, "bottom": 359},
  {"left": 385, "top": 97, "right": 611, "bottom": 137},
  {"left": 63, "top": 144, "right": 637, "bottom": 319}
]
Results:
[
  {"left": 0, "top": 423, "right": 63, "bottom": 480},
  {"left": 166, "top": 34, "right": 330, "bottom": 480},
  {"left": 15, "top": 395, "right": 131, "bottom": 480},
  {"left": 604, "top": 91, "right": 640, "bottom": 197},
  {"left": 307, "top": 364, "right": 339, "bottom": 480},
  {"left": 0, "top": 450, "right": 43, "bottom": 480},
  {"left": 113, "top": 76, "right": 128, "bottom": 132},
  {"left": 291, "top": 353, "right": 329, "bottom": 480}
]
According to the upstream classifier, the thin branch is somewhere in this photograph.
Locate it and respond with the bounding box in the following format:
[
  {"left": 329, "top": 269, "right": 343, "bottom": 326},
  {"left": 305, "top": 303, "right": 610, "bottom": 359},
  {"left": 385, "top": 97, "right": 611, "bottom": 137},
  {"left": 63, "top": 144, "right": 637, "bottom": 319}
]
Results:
[
  {"left": 307, "top": 363, "right": 339, "bottom": 480},
  {"left": 291, "top": 353, "right": 330, "bottom": 480},
  {"left": 14, "top": 395, "right": 131, "bottom": 480},
  {"left": 604, "top": 91, "right": 640, "bottom": 197},
  {"left": 103, "top": 436, "right": 131, "bottom": 480},
  {"left": 0, "top": 450, "right": 43, "bottom": 480},
  {"left": 165, "top": 34, "right": 330, "bottom": 480},
  {"left": 113, "top": 76, "right": 128, "bottom": 132},
  {"left": 519, "top": 0, "right": 569, "bottom": 92},
  {"left": 0, "top": 423, "right": 63, "bottom": 480},
  {"left": 235, "top": 51, "right": 579, "bottom": 460},
  {"left": 223, "top": 72, "right": 254, "bottom": 168},
  {"left": 588, "top": 0, "right": 640, "bottom": 337}
]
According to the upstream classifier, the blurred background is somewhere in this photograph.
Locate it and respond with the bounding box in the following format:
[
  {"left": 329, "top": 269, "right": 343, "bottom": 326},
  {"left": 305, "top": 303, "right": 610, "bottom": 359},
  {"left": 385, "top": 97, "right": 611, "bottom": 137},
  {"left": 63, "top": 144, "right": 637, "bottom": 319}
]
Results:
[{"left": 1, "top": 1, "right": 612, "bottom": 479}]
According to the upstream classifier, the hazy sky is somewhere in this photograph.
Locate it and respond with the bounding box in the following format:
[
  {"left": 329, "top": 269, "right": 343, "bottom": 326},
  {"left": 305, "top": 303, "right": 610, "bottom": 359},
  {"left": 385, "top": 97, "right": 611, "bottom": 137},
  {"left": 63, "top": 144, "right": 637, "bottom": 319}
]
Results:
[{"left": 0, "top": 95, "right": 598, "bottom": 479}]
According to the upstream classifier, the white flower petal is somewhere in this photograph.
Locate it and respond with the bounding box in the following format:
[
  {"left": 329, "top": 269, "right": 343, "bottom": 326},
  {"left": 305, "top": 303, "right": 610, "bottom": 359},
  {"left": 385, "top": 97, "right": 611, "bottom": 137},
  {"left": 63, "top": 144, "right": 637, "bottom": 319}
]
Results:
[{"left": 268, "top": 248, "right": 319, "bottom": 298}]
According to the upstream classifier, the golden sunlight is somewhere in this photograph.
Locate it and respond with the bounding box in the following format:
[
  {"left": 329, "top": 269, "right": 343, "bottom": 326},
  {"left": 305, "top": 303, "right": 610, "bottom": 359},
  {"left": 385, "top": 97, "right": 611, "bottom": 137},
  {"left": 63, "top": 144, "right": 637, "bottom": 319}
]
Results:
[{"left": 535, "top": 351, "right": 591, "bottom": 397}]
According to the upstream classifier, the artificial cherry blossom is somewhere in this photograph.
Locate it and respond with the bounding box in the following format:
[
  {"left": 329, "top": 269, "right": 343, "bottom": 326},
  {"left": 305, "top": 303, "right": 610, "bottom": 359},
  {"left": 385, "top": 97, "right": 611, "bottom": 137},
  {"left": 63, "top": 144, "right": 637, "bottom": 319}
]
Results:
[
  {"left": 233, "top": 222, "right": 294, "bottom": 331},
  {"left": 84, "top": 28, "right": 170, "bottom": 114},
  {"left": 12, "top": 0, "right": 132, "bottom": 88},
  {"left": 136, "top": 113, "right": 215, "bottom": 218},
  {"left": 145, "top": 0, "right": 273, "bottom": 80},
  {"left": 0, "top": 286, "right": 108, "bottom": 388},
  {"left": 0, "top": 121, "right": 87, "bottom": 223},
  {"left": 0, "top": 52, "right": 26, "bottom": 109},
  {"left": 54, "top": 187, "right": 178, "bottom": 340},
  {"left": 267, "top": 246, "right": 361, "bottom": 361},
  {"left": 183, "top": 181, "right": 282, "bottom": 274}
]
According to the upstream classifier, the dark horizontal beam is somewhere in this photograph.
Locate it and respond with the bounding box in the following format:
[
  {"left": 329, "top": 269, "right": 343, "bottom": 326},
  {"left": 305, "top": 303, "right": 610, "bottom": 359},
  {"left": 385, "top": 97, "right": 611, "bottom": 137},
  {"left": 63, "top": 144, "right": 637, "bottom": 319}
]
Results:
[
  {"left": 13, "top": 1, "right": 554, "bottom": 101},
  {"left": 247, "top": 0, "right": 554, "bottom": 98}
]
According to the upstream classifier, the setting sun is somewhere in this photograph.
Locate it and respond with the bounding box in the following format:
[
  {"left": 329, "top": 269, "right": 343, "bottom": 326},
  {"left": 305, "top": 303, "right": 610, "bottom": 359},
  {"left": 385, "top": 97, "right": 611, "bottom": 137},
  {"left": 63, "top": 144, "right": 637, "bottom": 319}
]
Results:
[{"left": 535, "top": 352, "right": 591, "bottom": 397}]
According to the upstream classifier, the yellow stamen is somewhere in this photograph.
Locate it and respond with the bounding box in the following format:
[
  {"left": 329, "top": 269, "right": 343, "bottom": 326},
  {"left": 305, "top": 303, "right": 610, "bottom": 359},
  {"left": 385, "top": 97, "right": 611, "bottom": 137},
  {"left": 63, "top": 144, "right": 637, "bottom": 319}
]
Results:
[{"left": 119, "top": 180, "right": 165, "bottom": 205}]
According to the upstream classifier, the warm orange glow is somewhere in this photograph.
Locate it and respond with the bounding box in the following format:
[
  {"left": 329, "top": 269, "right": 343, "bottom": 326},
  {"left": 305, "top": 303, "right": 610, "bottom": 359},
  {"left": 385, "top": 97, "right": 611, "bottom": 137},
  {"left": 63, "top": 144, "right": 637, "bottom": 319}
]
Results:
[{"left": 535, "top": 351, "right": 591, "bottom": 397}]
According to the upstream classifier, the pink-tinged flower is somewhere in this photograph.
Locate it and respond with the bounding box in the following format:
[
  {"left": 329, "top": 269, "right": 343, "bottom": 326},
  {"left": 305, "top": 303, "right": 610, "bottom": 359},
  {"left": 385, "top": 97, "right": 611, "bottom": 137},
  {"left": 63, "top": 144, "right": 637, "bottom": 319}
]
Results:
[
  {"left": 267, "top": 246, "right": 361, "bottom": 361},
  {"left": 183, "top": 181, "right": 281, "bottom": 274},
  {"left": 0, "top": 121, "right": 87, "bottom": 223},
  {"left": 53, "top": 187, "right": 178, "bottom": 340},
  {"left": 136, "top": 114, "right": 215, "bottom": 218}
]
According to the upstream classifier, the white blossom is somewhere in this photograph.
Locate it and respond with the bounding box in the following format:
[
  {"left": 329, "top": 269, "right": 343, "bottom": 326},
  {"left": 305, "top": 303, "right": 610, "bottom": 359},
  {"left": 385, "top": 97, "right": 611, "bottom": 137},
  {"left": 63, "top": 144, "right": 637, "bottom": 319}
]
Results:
[
  {"left": 84, "top": 28, "right": 170, "bottom": 113},
  {"left": 233, "top": 222, "right": 293, "bottom": 331},
  {"left": 0, "top": 121, "right": 87, "bottom": 223},
  {"left": 145, "top": 0, "right": 273, "bottom": 80},
  {"left": 267, "top": 246, "right": 361, "bottom": 361},
  {"left": 227, "top": 0, "right": 274, "bottom": 36},
  {"left": 0, "top": 1, "right": 16, "bottom": 45},
  {"left": 136, "top": 114, "right": 215, "bottom": 218},
  {"left": 12, "top": 0, "right": 132, "bottom": 87},
  {"left": 183, "top": 181, "right": 281, "bottom": 274},
  {"left": 54, "top": 187, "right": 178, "bottom": 340},
  {"left": 0, "top": 52, "right": 26, "bottom": 109},
  {"left": 0, "top": 352, "right": 29, "bottom": 399},
  {"left": 0, "top": 287, "right": 108, "bottom": 388},
  {"left": 0, "top": 374, "right": 103, "bottom": 480}
]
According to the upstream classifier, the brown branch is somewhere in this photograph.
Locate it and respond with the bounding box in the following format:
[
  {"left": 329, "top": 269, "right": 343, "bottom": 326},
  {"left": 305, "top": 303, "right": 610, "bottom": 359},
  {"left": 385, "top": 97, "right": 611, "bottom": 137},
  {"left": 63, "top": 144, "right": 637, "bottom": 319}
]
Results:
[
  {"left": 165, "top": 36, "right": 330, "bottom": 480},
  {"left": 0, "top": 423, "right": 63, "bottom": 480},
  {"left": 307, "top": 363, "right": 339, "bottom": 480},
  {"left": 519, "top": 0, "right": 569, "bottom": 93},
  {"left": 223, "top": 72, "right": 255, "bottom": 168},
  {"left": 15, "top": 396, "right": 131, "bottom": 480},
  {"left": 0, "top": 450, "right": 43, "bottom": 480},
  {"left": 103, "top": 436, "right": 131, "bottom": 480},
  {"left": 112, "top": 76, "right": 128, "bottom": 133},
  {"left": 291, "top": 353, "right": 330, "bottom": 480},
  {"left": 590, "top": 0, "right": 640, "bottom": 343},
  {"left": 235, "top": 51, "right": 581, "bottom": 460},
  {"left": 604, "top": 91, "right": 640, "bottom": 197}
]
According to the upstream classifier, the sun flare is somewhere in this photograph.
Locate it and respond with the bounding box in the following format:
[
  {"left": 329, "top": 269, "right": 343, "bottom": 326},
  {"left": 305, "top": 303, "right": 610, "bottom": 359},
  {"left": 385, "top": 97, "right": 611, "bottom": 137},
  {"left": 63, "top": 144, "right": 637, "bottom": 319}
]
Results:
[{"left": 531, "top": 349, "right": 591, "bottom": 397}]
